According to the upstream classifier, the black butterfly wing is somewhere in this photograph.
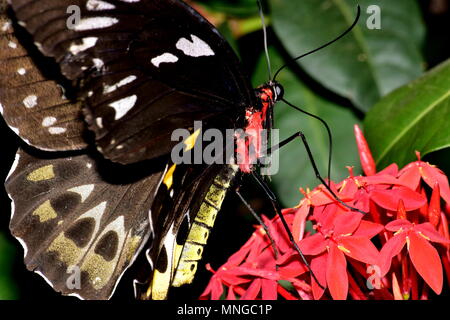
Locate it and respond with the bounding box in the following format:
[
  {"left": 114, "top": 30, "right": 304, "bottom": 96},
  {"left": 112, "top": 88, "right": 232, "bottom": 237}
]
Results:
[
  {"left": 0, "top": 3, "right": 88, "bottom": 151},
  {"left": 133, "top": 162, "right": 239, "bottom": 300},
  {"left": 5, "top": 148, "right": 167, "bottom": 299},
  {"left": 10, "top": 0, "right": 256, "bottom": 163}
]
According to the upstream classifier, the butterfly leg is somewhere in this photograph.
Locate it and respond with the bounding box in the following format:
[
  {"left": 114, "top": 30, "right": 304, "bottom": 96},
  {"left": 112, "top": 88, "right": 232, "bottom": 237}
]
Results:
[
  {"left": 235, "top": 188, "right": 280, "bottom": 262},
  {"left": 269, "top": 130, "right": 367, "bottom": 215},
  {"left": 251, "top": 171, "right": 325, "bottom": 290}
]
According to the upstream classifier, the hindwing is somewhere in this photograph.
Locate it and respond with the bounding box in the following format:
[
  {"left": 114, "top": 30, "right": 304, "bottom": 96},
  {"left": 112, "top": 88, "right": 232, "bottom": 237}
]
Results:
[
  {"left": 134, "top": 162, "right": 239, "bottom": 300},
  {"left": 5, "top": 148, "right": 166, "bottom": 299}
]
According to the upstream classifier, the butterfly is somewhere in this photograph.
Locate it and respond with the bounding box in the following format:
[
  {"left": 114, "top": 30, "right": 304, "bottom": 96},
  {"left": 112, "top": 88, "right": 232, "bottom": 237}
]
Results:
[{"left": 0, "top": 0, "right": 285, "bottom": 300}]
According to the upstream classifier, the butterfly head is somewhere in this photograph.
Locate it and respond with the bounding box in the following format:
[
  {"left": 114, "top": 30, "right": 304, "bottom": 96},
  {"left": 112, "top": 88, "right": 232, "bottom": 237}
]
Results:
[{"left": 255, "top": 81, "right": 284, "bottom": 107}]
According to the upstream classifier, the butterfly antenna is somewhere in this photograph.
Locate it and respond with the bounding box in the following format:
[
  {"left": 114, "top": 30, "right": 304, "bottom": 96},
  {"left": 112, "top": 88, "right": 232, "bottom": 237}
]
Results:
[
  {"left": 272, "top": 4, "right": 361, "bottom": 81},
  {"left": 257, "top": 0, "right": 272, "bottom": 81}
]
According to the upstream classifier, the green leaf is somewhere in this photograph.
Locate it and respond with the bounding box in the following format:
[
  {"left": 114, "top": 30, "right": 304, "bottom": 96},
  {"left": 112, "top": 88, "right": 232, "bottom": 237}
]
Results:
[
  {"left": 0, "top": 232, "right": 18, "bottom": 300},
  {"left": 270, "top": 0, "right": 425, "bottom": 112},
  {"left": 253, "top": 48, "right": 361, "bottom": 207},
  {"left": 195, "top": 0, "right": 258, "bottom": 17},
  {"left": 364, "top": 58, "right": 450, "bottom": 169}
]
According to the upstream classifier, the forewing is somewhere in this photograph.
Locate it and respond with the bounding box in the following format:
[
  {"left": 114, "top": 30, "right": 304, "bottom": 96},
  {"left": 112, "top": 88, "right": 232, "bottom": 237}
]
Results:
[
  {"left": 9, "top": 0, "right": 255, "bottom": 163},
  {"left": 5, "top": 148, "right": 166, "bottom": 299},
  {"left": 0, "top": 3, "right": 88, "bottom": 151}
]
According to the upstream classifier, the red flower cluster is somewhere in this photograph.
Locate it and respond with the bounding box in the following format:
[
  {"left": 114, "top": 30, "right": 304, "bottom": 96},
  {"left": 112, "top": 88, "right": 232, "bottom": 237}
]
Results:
[{"left": 200, "top": 125, "right": 450, "bottom": 300}]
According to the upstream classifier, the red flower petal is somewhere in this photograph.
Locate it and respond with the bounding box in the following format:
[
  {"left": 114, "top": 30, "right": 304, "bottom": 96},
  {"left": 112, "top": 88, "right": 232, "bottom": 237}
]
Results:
[
  {"left": 408, "top": 231, "right": 444, "bottom": 294},
  {"left": 241, "top": 278, "right": 262, "bottom": 300},
  {"left": 313, "top": 202, "right": 339, "bottom": 229},
  {"left": 428, "top": 183, "right": 441, "bottom": 227},
  {"left": 338, "top": 236, "right": 380, "bottom": 265},
  {"left": 379, "top": 232, "right": 407, "bottom": 275},
  {"left": 333, "top": 211, "right": 363, "bottom": 235},
  {"left": 414, "top": 223, "right": 450, "bottom": 244},
  {"left": 200, "top": 277, "right": 224, "bottom": 300},
  {"left": 371, "top": 187, "right": 427, "bottom": 211},
  {"left": 278, "top": 252, "right": 308, "bottom": 278},
  {"left": 326, "top": 244, "right": 348, "bottom": 300},
  {"left": 353, "top": 220, "right": 384, "bottom": 238},
  {"left": 226, "top": 286, "right": 236, "bottom": 300},
  {"left": 354, "top": 124, "right": 376, "bottom": 176},
  {"left": 311, "top": 252, "right": 328, "bottom": 300},
  {"left": 293, "top": 204, "right": 310, "bottom": 242},
  {"left": 377, "top": 163, "right": 399, "bottom": 177},
  {"left": 299, "top": 233, "right": 327, "bottom": 256},
  {"left": 420, "top": 163, "right": 450, "bottom": 204},
  {"left": 398, "top": 163, "right": 422, "bottom": 190},
  {"left": 261, "top": 279, "right": 278, "bottom": 300},
  {"left": 385, "top": 219, "right": 412, "bottom": 232},
  {"left": 363, "top": 174, "right": 400, "bottom": 186}
]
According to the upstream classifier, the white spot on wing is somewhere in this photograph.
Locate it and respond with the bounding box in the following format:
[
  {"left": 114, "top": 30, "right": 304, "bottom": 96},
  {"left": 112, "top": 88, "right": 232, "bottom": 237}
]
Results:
[
  {"left": 42, "top": 116, "right": 57, "bottom": 127},
  {"left": 151, "top": 53, "right": 178, "bottom": 67},
  {"left": 48, "top": 127, "right": 67, "bottom": 135},
  {"left": 0, "top": 103, "right": 3, "bottom": 115},
  {"left": 69, "top": 37, "right": 98, "bottom": 55},
  {"left": 95, "top": 117, "right": 103, "bottom": 129},
  {"left": 68, "top": 184, "right": 95, "bottom": 202},
  {"left": 1, "top": 21, "right": 11, "bottom": 32},
  {"left": 8, "top": 41, "right": 17, "bottom": 49},
  {"left": 86, "top": 0, "right": 116, "bottom": 10},
  {"left": 92, "top": 58, "right": 104, "bottom": 71},
  {"left": 17, "top": 68, "right": 26, "bottom": 75},
  {"left": 108, "top": 95, "right": 137, "bottom": 120},
  {"left": 96, "top": 117, "right": 103, "bottom": 128},
  {"left": 74, "top": 17, "right": 119, "bottom": 31},
  {"left": 176, "top": 35, "right": 214, "bottom": 57},
  {"left": 103, "top": 75, "right": 137, "bottom": 94},
  {"left": 23, "top": 95, "right": 37, "bottom": 108}
]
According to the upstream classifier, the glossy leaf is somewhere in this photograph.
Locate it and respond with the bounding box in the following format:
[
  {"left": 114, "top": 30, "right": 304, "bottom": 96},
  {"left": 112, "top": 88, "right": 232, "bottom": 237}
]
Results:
[
  {"left": 364, "top": 59, "right": 450, "bottom": 169},
  {"left": 270, "top": 0, "right": 425, "bottom": 112}
]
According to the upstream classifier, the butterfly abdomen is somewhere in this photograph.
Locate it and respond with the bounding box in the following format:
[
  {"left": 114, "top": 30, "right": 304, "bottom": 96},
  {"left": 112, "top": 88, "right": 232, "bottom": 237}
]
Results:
[{"left": 172, "top": 164, "right": 239, "bottom": 287}]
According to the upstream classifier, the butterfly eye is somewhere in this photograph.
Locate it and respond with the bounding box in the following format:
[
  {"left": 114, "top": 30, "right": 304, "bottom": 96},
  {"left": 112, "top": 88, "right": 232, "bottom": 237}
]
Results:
[{"left": 274, "top": 83, "right": 284, "bottom": 101}]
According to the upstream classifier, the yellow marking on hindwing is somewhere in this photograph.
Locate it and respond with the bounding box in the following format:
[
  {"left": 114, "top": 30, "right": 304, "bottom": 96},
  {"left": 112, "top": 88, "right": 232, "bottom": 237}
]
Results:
[
  {"left": 150, "top": 268, "right": 172, "bottom": 300},
  {"left": 47, "top": 203, "right": 130, "bottom": 291},
  {"left": 80, "top": 253, "right": 114, "bottom": 290},
  {"left": 125, "top": 235, "right": 142, "bottom": 261},
  {"left": 33, "top": 200, "right": 58, "bottom": 222},
  {"left": 163, "top": 164, "right": 176, "bottom": 189},
  {"left": 183, "top": 128, "right": 200, "bottom": 151},
  {"left": 27, "top": 165, "right": 55, "bottom": 181},
  {"left": 80, "top": 216, "right": 126, "bottom": 290},
  {"left": 48, "top": 233, "right": 81, "bottom": 266},
  {"left": 172, "top": 165, "right": 239, "bottom": 287},
  {"left": 150, "top": 224, "right": 177, "bottom": 300}
]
